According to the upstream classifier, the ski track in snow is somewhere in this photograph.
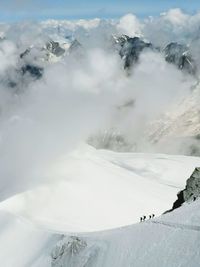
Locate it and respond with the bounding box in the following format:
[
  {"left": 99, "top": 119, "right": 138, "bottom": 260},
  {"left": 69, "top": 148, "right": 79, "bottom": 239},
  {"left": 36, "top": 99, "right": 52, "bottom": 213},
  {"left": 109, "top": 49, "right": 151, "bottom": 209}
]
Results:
[
  {"left": 1, "top": 148, "right": 200, "bottom": 267},
  {"left": 0, "top": 147, "right": 200, "bottom": 232},
  {"left": 149, "top": 220, "right": 200, "bottom": 232}
]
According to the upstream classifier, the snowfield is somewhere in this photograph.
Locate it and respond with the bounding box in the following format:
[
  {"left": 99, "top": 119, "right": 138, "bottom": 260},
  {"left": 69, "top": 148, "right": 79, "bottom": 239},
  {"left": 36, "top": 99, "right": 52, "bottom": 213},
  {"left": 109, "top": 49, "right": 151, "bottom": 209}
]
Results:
[
  {"left": 1, "top": 201, "right": 200, "bottom": 267},
  {"left": 0, "top": 146, "right": 200, "bottom": 266},
  {"left": 1, "top": 9, "right": 200, "bottom": 267},
  {"left": 0, "top": 145, "right": 200, "bottom": 233}
]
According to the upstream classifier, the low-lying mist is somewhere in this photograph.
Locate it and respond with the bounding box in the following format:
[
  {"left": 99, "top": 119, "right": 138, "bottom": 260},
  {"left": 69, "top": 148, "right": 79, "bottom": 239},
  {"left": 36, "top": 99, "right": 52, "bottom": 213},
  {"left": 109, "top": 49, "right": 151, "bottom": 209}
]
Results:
[{"left": 0, "top": 9, "right": 200, "bottom": 197}]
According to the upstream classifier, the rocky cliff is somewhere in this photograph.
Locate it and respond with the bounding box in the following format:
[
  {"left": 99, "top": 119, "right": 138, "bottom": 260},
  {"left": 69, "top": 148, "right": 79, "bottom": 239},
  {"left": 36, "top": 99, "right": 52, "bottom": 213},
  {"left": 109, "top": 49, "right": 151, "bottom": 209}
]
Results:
[{"left": 170, "top": 167, "right": 200, "bottom": 211}]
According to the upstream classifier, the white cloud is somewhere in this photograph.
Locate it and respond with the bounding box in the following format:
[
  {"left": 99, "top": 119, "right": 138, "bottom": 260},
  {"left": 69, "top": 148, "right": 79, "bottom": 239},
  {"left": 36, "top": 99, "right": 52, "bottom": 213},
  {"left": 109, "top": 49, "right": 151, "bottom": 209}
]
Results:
[
  {"left": 161, "top": 8, "right": 189, "bottom": 26},
  {"left": 0, "top": 10, "right": 198, "bottom": 197},
  {"left": 117, "top": 13, "right": 142, "bottom": 37},
  {"left": 41, "top": 18, "right": 101, "bottom": 32}
]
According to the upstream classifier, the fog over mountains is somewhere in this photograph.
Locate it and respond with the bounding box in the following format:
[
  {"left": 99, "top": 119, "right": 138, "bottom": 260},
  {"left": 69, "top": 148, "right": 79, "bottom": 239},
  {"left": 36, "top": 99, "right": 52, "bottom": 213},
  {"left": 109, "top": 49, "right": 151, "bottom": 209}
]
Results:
[
  {"left": 1, "top": 8, "right": 200, "bottom": 267},
  {"left": 0, "top": 9, "right": 200, "bottom": 192}
]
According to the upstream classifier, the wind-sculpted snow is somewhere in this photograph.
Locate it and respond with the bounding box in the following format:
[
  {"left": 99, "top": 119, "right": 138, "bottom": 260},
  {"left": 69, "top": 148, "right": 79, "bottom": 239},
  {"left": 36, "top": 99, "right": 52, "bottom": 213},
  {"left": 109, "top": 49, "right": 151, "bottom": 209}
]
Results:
[
  {"left": 51, "top": 199, "right": 200, "bottom": 267},
  {"left": 0, "top": 194, "right": 200, "bottom": 267},
  {"left": 0, "top": 149, "right": 200, "bottom": 266},
  {"left": 0, "top": 147, "right": 200, "bottom": 232},
  {"left": 150, "top": 220, "right": 200, "bottom": 232},
  {"left": 1, "top": 8, "right": 200, "bottom": 267}
]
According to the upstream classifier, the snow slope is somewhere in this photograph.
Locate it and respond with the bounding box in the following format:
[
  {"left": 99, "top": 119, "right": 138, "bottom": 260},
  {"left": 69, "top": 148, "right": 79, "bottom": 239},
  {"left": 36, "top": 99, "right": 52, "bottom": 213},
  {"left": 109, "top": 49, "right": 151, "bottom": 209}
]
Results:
[
  {"left": 0, "top": 210, "right": 60, "bottom": 267},
  {"left": 83, "top": 199, "right": 200, "bottom": 267},
  {"left": 0, "top": 146, "right": 200, "bottom": 266},
  {"left": 1, "top": 194, "right": 200, "bottom": 267},
  {"left": 0, "top": 145, "right": 200, "bottom": 233}
]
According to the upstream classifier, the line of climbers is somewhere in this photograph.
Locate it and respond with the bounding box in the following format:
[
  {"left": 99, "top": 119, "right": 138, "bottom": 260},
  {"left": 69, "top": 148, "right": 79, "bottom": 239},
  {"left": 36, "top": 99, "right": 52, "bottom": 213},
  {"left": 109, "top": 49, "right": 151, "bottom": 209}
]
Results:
[{"left": 140, "top": 214, "right": 155, "bottom": 222}]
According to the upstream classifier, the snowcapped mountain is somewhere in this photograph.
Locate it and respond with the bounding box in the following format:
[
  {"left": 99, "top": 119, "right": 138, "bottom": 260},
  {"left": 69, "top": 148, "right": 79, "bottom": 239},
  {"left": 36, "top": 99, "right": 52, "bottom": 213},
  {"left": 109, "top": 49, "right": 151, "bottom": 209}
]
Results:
[
  {"left": 1, "top": 11, "right": 200, "bottom": 267},
  {"left": 114, "top": 35, "right": 153, "bottom": 69},
  {"left": 164, "top": 42, "right": 196, "bottom": 74}
]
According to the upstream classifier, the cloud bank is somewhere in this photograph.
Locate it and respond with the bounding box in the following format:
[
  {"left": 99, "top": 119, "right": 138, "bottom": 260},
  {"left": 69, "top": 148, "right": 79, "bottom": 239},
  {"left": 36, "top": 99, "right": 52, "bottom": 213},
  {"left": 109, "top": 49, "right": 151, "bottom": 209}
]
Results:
[{"left": 0, "top": 9, "right": 199, "bottom": 198}]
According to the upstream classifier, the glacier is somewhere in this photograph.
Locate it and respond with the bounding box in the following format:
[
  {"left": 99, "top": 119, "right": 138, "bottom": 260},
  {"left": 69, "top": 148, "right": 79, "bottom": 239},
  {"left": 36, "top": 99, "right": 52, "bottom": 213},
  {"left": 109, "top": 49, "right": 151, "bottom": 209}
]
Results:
[
  {"left": 0, "top": 10, "right": 200, "bottom": 267},
  {"left": 0, "top": 146, "right": 200, "bottom": 266}
]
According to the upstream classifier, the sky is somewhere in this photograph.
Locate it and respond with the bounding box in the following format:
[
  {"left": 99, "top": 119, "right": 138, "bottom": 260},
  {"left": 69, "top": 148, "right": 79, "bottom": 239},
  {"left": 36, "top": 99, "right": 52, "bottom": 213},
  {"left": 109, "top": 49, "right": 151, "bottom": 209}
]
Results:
[{"left": 0, "top": 0, "right": 199, "bottom": 21}]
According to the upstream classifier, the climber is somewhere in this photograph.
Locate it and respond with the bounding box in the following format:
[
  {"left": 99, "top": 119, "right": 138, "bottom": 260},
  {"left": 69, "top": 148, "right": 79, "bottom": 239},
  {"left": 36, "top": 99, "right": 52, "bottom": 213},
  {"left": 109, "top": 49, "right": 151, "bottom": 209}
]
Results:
[
  {"left": 149, "top": 215, "right": 152, "bottom": 220},
  {"left": 152, "top": 214, "right": 155, "bottom": 218},
  {"left": 140, "top": 217, "right": 143, "bottom": 222},
  {"left": 143, "top": 215, "right": 146, "bottom": 221}
]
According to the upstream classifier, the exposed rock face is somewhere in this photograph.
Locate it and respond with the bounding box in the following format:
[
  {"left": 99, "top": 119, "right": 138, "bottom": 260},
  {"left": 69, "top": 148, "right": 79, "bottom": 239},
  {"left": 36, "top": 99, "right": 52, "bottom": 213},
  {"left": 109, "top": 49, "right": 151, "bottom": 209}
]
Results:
[
  {"left": 170, "top": 167, "right": 200, "bottom": 212},
  {"left": 21, "top": 64, "right": 43, "bottom": 79},
  {"left": 164, "top": 42, "right": 196, "bottom": 74},
  {"left": 20, "top": 40, "right": 66, "bottom": 65},
  {"left": 46, "top": 41, "right": 65, "bottom": 57},
  {"left": 171, "top": 190, "right": 184, "bottom": 211},
  {"left": 68, "top": 40, "right": 83, "bottom": 54},
  {"left": 113, "top": 34, "right": 129, "bottom": 47},
  {"left": 51, "top": 236, "right": 103, "bottom": 267},
  {"left": 88, "top": 130, "right": 133, "bottom": 152},
  {"left": 114, "top": 36, "right": 197, "bottom": 74},
  {"left": 118, "top": 36, "right": 153, "bottom": 69},
  {"left": 20, "top": 48, "right": 31, "bottom": 59},
  {"left": 51, "top": 236, "right": 87, "bottom": 267},
  {"left": 184, "top": 167, "right": 200, "bottom": 201}
]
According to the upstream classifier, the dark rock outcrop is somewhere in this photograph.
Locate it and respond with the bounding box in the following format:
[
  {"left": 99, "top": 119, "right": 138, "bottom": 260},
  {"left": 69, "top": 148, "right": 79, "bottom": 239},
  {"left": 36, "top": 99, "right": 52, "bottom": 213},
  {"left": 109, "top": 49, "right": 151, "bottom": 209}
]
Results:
[
  {"left": 21, "top": 64, "right": 43, "bottom": 79},
  {"left": 46, "top": 41, "right": 65, "bottom": 57},
  {"left": 117, "top": 36, "right": 153, "bottom": 69},
  {"left": 114, "top": 36, "right": 197, "bottom": 74},
  {"left": 169, "top": 167, "right": 200, "bottom": 212},
  {"left": 183, "top": 167, "right": 200, "bottom": 201},
  {"left": 68, "top": 39, "right": 83, "bottom": 55},
  {"left": 113, "top": 34, "right": 129, "bottom": 47},
  {"left": 164, "top": 42, "right": 196, "bottom": 74},
  {"left": 20, "top": 48, "right": 31, "bottom": 59}
]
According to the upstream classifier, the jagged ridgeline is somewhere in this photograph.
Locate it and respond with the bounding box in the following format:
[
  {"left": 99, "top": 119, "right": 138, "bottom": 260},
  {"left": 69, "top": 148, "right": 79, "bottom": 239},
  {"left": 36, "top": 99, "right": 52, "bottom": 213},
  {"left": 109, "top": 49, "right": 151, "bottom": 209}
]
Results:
[
  {"left": 6, "top": 34, "right": 197, "bottom": 90},
  {"left": 113, "top": 35, "right": 196, "bottom": 74},
  {"left": 2, "top": 31, "right": 199, "bottom": 156}
]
